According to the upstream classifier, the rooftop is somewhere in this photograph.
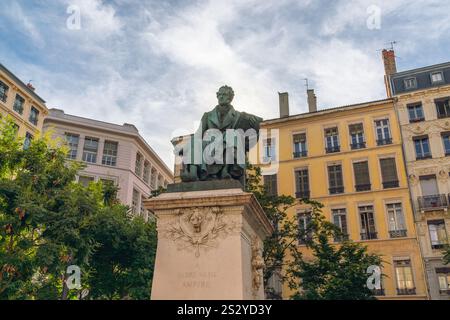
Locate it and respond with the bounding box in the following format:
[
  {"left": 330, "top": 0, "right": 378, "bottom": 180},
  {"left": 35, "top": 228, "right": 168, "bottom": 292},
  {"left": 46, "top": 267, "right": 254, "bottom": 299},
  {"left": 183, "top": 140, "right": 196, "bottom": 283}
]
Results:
[
  {"left": 0, "top": 63, "right": 47, "bottom": 105},
  {"left": 262, "top": 98, "right": 393, "bottom": 125}
]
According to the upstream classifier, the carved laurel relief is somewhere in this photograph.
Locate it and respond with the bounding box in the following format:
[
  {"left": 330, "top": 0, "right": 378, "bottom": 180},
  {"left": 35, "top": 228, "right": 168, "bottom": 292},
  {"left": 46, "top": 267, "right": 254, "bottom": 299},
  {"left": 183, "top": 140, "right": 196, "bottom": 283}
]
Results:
[{"left": 162, "top": 206, "right": 240, "bottom": 257}]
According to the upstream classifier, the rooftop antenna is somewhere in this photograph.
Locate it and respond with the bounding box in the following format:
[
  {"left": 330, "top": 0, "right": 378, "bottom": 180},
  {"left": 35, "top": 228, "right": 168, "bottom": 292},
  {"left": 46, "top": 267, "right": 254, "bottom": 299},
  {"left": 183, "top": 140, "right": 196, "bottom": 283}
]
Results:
[
  {"left": 388, "top": 41, "right": 397, "bottom": 50},
  {"left": 304, "top": 78, "right": 309, "bottom": 91}
]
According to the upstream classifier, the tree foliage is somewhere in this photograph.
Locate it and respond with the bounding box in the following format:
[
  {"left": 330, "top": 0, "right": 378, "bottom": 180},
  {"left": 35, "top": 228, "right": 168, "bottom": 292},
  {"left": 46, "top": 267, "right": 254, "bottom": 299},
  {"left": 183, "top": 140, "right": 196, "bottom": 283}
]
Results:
[
  {"left": 0, "top": 117, "right": 156, "bottom": 300},
  {"left": 246, "top": 163, "right": 382, "bottom": 300}
]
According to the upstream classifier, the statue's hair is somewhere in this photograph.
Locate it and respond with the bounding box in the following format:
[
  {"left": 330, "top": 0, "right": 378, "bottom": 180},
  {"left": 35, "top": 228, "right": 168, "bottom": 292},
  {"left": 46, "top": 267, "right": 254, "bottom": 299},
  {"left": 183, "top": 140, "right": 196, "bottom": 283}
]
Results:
[{"left": 217, "top": 85, "right": 234, "bottom": 99}]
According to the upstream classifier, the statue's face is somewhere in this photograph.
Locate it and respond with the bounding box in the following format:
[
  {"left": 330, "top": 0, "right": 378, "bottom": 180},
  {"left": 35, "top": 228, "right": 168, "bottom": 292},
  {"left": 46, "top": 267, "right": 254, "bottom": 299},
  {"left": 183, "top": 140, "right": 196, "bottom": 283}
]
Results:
[{"left": 217, "top": 89, "right": 233, "bottom": 106}]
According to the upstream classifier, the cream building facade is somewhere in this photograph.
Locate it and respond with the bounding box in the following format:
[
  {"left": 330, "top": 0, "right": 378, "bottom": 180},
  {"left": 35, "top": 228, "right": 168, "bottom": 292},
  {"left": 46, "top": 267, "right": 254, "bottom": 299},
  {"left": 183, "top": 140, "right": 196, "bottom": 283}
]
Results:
[
  {"left": 44, "top": 109, "right": 173, "bottom": 219},
  {"left": 0, "top": 63, "right": 48, "bottom": 143},
  {"left": 384, "top": 50, "right": 450, "bottom": 299}
]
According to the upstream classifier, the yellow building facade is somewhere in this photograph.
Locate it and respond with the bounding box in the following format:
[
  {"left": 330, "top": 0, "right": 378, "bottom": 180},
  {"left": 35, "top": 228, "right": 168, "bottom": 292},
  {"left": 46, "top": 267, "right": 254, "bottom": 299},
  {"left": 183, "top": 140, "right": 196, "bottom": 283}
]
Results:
[
  {"left": 0, "top": 63, "right": 48, "bottom": 139},
  {"left": 261, "top": 98, "right": 428, "bottom": 299}
]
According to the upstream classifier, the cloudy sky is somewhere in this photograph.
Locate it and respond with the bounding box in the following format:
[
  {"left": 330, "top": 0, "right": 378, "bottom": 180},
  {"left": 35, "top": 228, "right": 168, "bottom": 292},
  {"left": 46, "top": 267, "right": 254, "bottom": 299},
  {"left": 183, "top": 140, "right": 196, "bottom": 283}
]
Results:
[{"left": 1, "top": 0, "right": 449, "bottom": 169}]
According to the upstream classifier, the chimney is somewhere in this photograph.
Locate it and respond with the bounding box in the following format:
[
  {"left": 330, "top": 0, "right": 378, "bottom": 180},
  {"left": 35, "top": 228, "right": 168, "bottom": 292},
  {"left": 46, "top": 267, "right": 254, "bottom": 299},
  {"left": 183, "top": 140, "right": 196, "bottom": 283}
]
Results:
[
  {"left": 307, "top": 89, "right": 317, "bottom": 113},
  {"left": 278, "top": 92, "right": 289, "bottom": 118},
  {"left": 26, "top": 82, "right": 35, "bottom": 91},
  {"left": 382, "top": 49, "right": 397, "bottom": 97}
]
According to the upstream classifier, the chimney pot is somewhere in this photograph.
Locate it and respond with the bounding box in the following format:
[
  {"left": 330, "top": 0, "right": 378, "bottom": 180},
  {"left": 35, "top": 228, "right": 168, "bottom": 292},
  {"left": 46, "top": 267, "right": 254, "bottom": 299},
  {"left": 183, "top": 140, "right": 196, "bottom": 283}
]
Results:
[
  {"left": 307, "top": 89, "right": 317, "bottom": 113},
  {"left": 278, "top": 92, "right": 290, "bottom": 118}
]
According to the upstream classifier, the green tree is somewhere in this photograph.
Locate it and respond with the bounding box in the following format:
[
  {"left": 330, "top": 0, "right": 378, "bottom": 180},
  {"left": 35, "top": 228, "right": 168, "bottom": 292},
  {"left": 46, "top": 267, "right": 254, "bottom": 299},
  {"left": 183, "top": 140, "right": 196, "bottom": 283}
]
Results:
[
  {"left": 287, "top": 202, "right": 383, "bottom": 300},
  {"left": 0, "top": 117, "right": 157, "bottom": 300},
  {"left": 444, "top": 246, "right": 450, "bottom": 265},
  {"left": 246, "top": 163, "right": 382, "bottom": 300}
]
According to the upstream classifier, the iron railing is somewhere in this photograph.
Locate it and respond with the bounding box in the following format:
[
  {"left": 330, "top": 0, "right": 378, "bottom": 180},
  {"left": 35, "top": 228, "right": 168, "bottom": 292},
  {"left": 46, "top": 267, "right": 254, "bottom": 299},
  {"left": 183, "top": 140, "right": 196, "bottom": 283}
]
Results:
[
  {"left": 325, "top": 146, "right": 340, "bottom": 153},
  {"left": 293, "top": 151, "right": 308, "bottom": 158},
  {"left": 360, "top": 232, "right": 378, "bottom": 240},
  {"left": 355, "top": 184, "right": 371, "bottom": 192},
  {"left": 417, "top": 194, "right": 448, "bottom": 211},
  {"left": 350, "top": 142, "right": 366, "bottom": 150},
  {"left": 397, "top": 288, "right": 416, "bottom": 295},
  {"left": 389, "top": 229, "right": 407, "bottom": 238}
]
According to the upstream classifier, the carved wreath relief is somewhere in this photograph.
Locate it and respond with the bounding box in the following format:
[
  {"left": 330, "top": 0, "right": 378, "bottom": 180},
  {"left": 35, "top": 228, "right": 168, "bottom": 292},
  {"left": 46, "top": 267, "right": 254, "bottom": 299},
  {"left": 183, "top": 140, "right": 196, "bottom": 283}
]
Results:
[{"left": 163, "top": 207, "right": 238, "bottom": 257}]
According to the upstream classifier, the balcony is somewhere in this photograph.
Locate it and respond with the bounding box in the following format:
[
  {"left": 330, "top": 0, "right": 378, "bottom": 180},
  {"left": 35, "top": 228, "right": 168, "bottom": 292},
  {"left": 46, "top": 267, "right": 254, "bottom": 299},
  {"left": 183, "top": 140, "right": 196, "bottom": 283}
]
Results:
[
  {"left": 350, "top": 142, "right": 366, "bottom": 150},
  {"left": 295, "top": 191, "right": 310, "bottom": 199},
  {"left": 372, "top": 288, "right": 385, "bottom": 296},
  {"left": 355, "top": 184, "right": 371, "bottom": 192},
  {"left": 431, "top": 243, "right": 447, "bottom": 250},
  {"left": 360, "top": 232, "right": 378, "bottom": 240},
  {"left": 329, "top": 186, "right": 344, "bottom": 195},
  {"left": 417, "top": 194, "right": 448, "bottom": 211},
  {"left": 377, "top": 138, "right": 392, "bottom": 146},
  {"left": 416, "top": 154, "right": 432, "bottom": 160},
  {"left": 293, "top": 151, "right": 308, "bottom": 158},
  {"left": 325, "top": 146, "right": 340, "bottom": 153},
  {"left": 383, "top": 180, "right": 399, "bottom": 189},
  {"left": 397, "top": 288, "right": 416, "bottom": 295},
  {"left": 389, "top": 229, "right": 407, "bottom": 238}
]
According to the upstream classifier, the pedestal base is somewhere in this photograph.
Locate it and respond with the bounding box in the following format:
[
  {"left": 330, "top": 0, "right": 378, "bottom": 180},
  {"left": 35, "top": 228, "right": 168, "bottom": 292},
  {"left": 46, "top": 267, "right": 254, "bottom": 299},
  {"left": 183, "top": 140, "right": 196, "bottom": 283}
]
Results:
[{"left": 144, "top": 188, "right": 273, "bottom": 300}]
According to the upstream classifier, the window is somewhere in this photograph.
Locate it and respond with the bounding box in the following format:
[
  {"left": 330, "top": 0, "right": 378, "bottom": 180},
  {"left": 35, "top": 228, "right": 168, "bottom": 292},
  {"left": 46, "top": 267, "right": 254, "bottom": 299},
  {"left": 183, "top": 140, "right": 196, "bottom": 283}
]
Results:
[
  {"left": 78, "top": 176, "right": 95, "bottom": 187},
  {"left": 328, "top": 164, "right": 344, "bottom": 194},
  {"left": 293, "top": 133, "right": 307, "bottom": 158},
  {"left": 359, "top": 205, "right": 377, "bottom": 240},
  {"left": 82, "top": 137, "right": 99, "bottom": 163},
  {"left": 380, "top": 158, "right": 399, "bottom": 188},
  {"left": 151, "top": 168, "right": 157, "bottom": 189},
  {"left": 404, "top": 78, "right": 417, "bottom": 90},
  {"left": 442, "top": 132, "right": 450, "bottom": 155},
  {"left": 428, "top": 220, "right": 448, "bottom": 250},
  {"left": 23, "top": 132, "right": 33, "bottom": 150},
  {"left": 13, "top": 94, "right": 25, "bottom": 114},
  {"left": 387, "top": 203, "right": 407, "bottom": 238},
  {"left": 295, "top": 169, "right": 309, "bottom": 199},
  {"left": 65, "top": 133, "right": 79, "bottom": 160},
  {"left": 263, "top": 138, "right": 276, "bottom": 161},
  {"left": 140, "top": 195, "right": 148, "bottom": 220},
  {"left": 0, "top": 80, "right": 8, "bottom": 102},
  {"left": 29, "top": 106, "right": 39, "bottom": 126},
  {"left": 298, "top": 212, "right": 312, "bottom": 244},
  {"left": 102, "top": 141, "right": 118, "bottom": 166},
  {"left": 132, "top": 189, "right": 140, "bottom": 215},
  {"left": 349, "top": 123, "right": 365, "bottom": 149},
  {"left": 375, "top": 119, "right": 392, "bottom": 145},
  {"left": 431, "top": 72, "right": 444, "bottom": 84},
  {"left": 353, "top": 161, "right": 371, "bottom": 191},
  {"left": 407, "top": 103, "right": 424, "bottom": 123},
  {"left": 413, "top": 136, "right": 431, "bottom": 160},
  {"left": 436, "top": 98, "right": 450, "bottom": 118},
  {"left": 325, "top": 127, "right": 340, "bottom": 153},
  {"left": 143, "top": 161, "right": 150, "bottom": 184},
  {"left": 135, "top": 153, "right": 143, "bottom": 176},
  {"left": 395, "top": 260, "right": 416, "bottom": 295},
  {"left": 438, "top": 272, "right": 450, "bottom": 292},
  {"left": 263, "top": 174, "right": 278, "bottom": 196},
  {"left": 332, "top": 209, "right": 348, "bottom": 242}
]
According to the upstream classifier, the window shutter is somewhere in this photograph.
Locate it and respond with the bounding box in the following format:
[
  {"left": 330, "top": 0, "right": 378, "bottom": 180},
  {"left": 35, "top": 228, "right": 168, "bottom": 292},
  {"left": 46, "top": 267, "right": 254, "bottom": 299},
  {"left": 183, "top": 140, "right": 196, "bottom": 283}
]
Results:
[
  {"left": 380, "top": 158, "right": 398, "bottom": 183},
  {"left": 353, "top": 161, "right": 370, "bottom": 186}
]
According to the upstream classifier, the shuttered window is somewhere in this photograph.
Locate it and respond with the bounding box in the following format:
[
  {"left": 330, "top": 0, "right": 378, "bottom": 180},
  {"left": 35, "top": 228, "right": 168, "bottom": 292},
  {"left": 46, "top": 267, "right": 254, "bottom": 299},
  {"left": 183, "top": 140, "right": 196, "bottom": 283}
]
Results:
[
  {"left": 264, "top": 174, "right": 278, "bottom": 196},
  {"left": 380, "top": 158, "right": 399, "bottom": 188},
  {"left": 328, "top": 164, "right": 344, "bottom": 194},
  {"left": 295, "top": 169, "right": 309, "bottom": 198},
  {"left": 353, "top": 161, "right": 370, "bottom": 191}
]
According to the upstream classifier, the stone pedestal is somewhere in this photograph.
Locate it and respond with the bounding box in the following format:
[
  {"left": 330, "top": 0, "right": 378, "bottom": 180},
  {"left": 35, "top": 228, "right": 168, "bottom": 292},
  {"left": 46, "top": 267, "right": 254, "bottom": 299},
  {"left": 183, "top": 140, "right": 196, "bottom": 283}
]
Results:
[{"left": 144, "top": 188, "right": 273, "bottom": 300}]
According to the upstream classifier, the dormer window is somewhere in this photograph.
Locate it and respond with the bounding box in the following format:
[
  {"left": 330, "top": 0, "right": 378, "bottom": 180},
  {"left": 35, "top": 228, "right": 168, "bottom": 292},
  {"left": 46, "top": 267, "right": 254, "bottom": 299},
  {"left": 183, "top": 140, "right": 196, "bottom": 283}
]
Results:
[
  {"left": 404, "top": 78, "right": 417, "bottom": 90},
  {"left": 431, "top": 72, "right": 444, "bottom": 84}
]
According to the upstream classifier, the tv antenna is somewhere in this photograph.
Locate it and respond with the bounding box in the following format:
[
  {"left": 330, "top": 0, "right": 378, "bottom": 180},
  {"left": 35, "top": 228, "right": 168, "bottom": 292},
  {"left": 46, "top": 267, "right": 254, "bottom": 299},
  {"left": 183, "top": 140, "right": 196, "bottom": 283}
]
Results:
[{"left": 304, "top": 78, "right": 309, "bottom": 91}]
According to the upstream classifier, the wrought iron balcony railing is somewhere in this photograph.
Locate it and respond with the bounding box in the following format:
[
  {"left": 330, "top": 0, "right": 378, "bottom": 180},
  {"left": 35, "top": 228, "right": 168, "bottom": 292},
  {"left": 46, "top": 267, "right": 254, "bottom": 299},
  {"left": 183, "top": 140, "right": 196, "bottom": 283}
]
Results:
[
  {"left": 329, "top": 186, "right": 344, "bottom": 194},
  {"left": 389, "top": 229, "right": 407, "bottom": 238},
  {"left": 350, "top": 142, "right": 366, "bottom": 150},
  {"left": 377, "top": 138, "right": 392, "bottom": 146},
  {"left": 417, "top": 194, "right": 448, "bottom": 211},
  {"left": 360, "top": 232, "right": 378, "bottom": 240},
  {"left": 325, "top": 146, "right": 340, "bottom": 153},
  {"left": 397, "top": 288, "right": 416, "bottom": 295},
  {"left": 295, "top": 191, "right": 310, "bottom": 199},
  {"left": 355, "top": 184, "right": 371, "bottom": 192},
  {"left": 372, "top": 288, "right": 385, "bottom": 296},
  {"left": 293, "top": 151, "right": 308, "bottom": 158},
  {"left": 383, "top": 180, "right": 399, "bottom": 189}
]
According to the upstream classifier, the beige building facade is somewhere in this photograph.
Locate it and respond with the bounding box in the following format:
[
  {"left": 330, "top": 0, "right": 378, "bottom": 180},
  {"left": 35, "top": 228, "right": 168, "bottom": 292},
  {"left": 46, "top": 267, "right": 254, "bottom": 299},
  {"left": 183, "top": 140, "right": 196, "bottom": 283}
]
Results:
[
  {"left": 44, "top": 109, "right": 173, "bottom": 219},
  {"left": 384, "top": 50, "right": 450, "bottom": 299},
  {"left": 0, "top": 63, "right": 48, "bottom": 143}
]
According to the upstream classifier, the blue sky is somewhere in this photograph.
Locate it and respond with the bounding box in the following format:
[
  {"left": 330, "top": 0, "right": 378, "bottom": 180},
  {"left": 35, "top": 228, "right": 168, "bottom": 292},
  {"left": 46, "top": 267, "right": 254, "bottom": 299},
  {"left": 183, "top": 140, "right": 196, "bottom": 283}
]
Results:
[{"left": 1, "top": 0, "right": 449, "bottom": 169}]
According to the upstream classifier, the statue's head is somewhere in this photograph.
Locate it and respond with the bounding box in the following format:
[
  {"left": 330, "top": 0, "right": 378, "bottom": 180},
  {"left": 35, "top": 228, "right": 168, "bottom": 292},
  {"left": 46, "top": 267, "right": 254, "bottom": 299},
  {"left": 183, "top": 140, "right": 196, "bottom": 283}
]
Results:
[{"left": 216, "top": 85, "right": 234, "bottom": 106}]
